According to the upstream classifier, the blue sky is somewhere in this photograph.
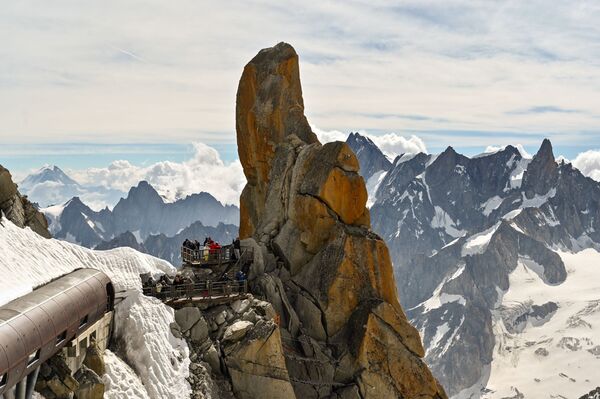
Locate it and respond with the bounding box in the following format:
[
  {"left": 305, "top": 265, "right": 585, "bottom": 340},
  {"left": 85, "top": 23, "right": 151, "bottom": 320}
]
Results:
[{"left": 1, "top": 1, "right": 600, "bottom": 179}]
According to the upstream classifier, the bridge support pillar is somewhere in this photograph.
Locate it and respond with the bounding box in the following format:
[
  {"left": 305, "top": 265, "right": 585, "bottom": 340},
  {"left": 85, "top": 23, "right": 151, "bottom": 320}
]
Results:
[
  {"left": 25, "top": 367, "right": 40, "bottom": 399},
  {"left": 1, "top": 366, "right": 39, "bottom": 399},
  {"left": 15, "top": 380, "right": 25, "bottom": 399}
]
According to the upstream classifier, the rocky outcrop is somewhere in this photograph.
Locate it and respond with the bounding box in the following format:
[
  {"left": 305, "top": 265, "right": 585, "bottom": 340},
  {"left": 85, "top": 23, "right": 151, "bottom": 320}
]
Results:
[
  {"left": 35, "top": 349, "right": 105, "bottom": 399},
  {"left": 236, "top": 42, "right": 446, "bottom": 399},
  {"left": 237, "top": 42, "right": 319, "bottom": 239},
  {"left": 0, "top": 164, "right": 50, "bottom": 238},
  {"left": 174, "top": 295, "right": 294, "bottom": 399}
]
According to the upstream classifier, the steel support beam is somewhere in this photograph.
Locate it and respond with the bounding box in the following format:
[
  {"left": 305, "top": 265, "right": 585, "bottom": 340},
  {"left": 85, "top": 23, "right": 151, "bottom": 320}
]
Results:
[{"left": 25, "top": 367, "right": 40, "bottom": 399}]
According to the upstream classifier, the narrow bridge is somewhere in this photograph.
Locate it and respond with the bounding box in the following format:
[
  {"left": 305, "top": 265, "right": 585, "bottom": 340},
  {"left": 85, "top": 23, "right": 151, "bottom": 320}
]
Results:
[
  {"left": 142, "top": 280, "right": 249, "bottom": 309},
  {"left": 142, "top": 245, "right": 253, "bottom": 308},
  {"left": 0, "top": 269, "right": 114, "bottom": 399}
]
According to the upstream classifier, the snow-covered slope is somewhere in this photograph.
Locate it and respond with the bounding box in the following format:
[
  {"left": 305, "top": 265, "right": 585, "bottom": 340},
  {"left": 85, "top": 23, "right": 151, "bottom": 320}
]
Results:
[
  {"left": 481, "top": 249, "right": 600, "bottom": 398},
  {"left": 0, "top": 216, "right": 192, "bottom": 399}
]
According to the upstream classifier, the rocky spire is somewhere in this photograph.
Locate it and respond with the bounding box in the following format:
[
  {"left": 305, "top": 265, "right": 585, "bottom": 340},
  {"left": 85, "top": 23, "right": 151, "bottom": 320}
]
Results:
[
  {"left": 235, "top": 43, "right": 447, "bottom": 399},
  {"left": 236, "top": 42, "right": 319, "bottom": 238},
  {"left": 522, "top": 138, "right": 558, "bottom": 198}
]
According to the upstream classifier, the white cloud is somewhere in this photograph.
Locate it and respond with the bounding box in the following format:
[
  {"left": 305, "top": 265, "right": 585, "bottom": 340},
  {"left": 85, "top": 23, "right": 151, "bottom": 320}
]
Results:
[
  {"left": 368, "top": 133, "right": 427, "bottom": 159},
  {"left": 313, "top": 127, "right": 427, "bottom": 159},
  {"left": 572, "top": 150, "right": 600, "bottom": 182},
  {"left": 70, "top": 142, "right": 245, "bottom": 206},
  {"left": 1, "top": 1, "right": 600, "bottom": 150},
  {"left": 313, "top": 127, "right": 347, "bottom": 143}
]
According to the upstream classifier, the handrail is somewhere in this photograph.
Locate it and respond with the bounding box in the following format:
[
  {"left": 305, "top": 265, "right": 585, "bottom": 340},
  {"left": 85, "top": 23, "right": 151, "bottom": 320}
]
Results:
[
  {"left": 143, "top": 279, "right": 248, "bottom": 302},
  {"left": 181, "top": 245, "right": 253, "bottom": 267}
]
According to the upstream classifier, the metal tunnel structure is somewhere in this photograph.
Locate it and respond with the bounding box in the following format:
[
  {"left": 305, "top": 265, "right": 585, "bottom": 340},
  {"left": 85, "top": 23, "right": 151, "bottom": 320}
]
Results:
[{"left": 0, "top": 268, "right": 114, "bottom": 399}]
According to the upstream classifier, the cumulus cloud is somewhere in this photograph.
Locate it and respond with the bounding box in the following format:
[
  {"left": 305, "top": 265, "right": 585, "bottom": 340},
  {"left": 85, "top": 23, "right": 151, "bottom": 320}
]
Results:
[
  {"left": 313, "top": 127, "right": 427, "bottom": 159},
  {"left": 572, "top": 150, "right": 600, "bottom": 182},
  {"left": 369, "top": 133, "right": 427, "bottom": 159},
  {"left": 70, "top": 143, "right": 245, "bottom": 206}
]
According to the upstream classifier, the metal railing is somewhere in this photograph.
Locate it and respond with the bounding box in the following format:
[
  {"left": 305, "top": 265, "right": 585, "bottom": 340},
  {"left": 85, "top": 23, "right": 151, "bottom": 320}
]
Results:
[
  {"left": 181, "top": 245, "right": 233, "bottom": 266},
  {"left": 142, "top": 280, "right": 248, "bottom": 302}
]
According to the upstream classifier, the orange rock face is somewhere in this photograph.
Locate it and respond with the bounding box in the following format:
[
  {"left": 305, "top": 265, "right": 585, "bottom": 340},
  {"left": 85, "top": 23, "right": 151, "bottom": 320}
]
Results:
[
  {"left": 236, "top": 42, "right": 318, "bottom": 238},
  {"left": 236, "top": 42, "right": 447, "bottom": 399}
]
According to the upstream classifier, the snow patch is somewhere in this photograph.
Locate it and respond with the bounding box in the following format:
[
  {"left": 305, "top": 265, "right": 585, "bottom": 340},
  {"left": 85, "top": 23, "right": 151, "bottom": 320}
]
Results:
[
  {"left": 365, "top": 170, "right": 387, "bottom": 207},
  {"left": 521, "top": 188, "right": 556, "bottom": 208},
  {"left": 431, "top": 206, "right": 466, "bottom": 238},
  {"left": 461, "top": 223, "right": 500, "bottom": 256},
  {"left": 480, "top": 196, "right": 504, "bottom": 217}
]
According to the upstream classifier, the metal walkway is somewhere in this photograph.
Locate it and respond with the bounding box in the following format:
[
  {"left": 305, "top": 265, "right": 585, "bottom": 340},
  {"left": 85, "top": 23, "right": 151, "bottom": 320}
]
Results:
[{"left": 142, "top": 280, "right": 249, "bottom": 308}]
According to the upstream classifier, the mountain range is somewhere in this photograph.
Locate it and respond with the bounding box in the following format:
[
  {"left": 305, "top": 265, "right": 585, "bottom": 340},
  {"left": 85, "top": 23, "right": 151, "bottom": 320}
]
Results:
[
  {"left": 348, "top": 132, "right": 600, "bottom": 397},
  {"left": 41, "top": 180, "right": 239, "bottom": 266}
]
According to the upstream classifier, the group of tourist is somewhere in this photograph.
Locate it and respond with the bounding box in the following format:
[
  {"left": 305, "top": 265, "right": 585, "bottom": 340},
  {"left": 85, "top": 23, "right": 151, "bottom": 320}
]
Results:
[{"left": 182, "top": 236, "right": 242, "bottom": 262}]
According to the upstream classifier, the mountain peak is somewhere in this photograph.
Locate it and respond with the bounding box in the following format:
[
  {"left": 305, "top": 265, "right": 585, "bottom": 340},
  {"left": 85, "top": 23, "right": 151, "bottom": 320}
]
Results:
[
  {"left": 123, "top": 181, "right": 163, "bottom": 205},
  {"left": 20, "top": 164, "right": 79, "bottom": 189},
  {"left": 521, "top": 139, "right": 559, "bottom": 198},
  {"left": 535, "top": 138, "right": 555, "bottom": 161},
  {"left": 346, "top": 131, "right": 392, "bottom": 180}
]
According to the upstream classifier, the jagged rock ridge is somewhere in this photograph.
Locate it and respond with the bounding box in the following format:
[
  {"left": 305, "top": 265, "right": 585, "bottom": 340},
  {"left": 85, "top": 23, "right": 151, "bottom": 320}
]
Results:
[
  {"left": 235, "top": 42, "right": 446, "bottom": 399},
  {"left": 365, "top": 135, "right": 600, "bottom": 396},
  {"left": 48, "top": 181, "right": 239, "bottom": 248}
]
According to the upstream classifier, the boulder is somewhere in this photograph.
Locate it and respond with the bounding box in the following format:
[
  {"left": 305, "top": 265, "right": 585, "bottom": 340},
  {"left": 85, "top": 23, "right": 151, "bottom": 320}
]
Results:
[
  {"left": 225, "top": 322, "right": 295, "bottom": 399},
  {"left": 223, "top": 320, "right": 254, "bottom": 343},
  {"left": 175, "top": 307, "right": 202, "bottom": 332},
  {"left": 83, "top": 342, "right": 106, "bottom": 376},
  {"left": 74, "top": 366, "right": 105, "bottom": 399},
  {"left": 231, "top": 298, "right": 251, "bottom": 314},
  {"left": 190, "top": 317, "right": 209, "bottom": 344}
]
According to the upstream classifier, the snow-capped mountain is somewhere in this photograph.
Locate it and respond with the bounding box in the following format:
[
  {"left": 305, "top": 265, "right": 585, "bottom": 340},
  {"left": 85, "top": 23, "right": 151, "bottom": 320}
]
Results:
[
  {"left": 19, "top": 165, "right": 125, "bottom": 209},
  {"left": 346, "top": 132, "right": 393, "bottom": 206},
  {"left": 361, "top": 136, "right": 600, "bottom": 397},
  {"left": 46, "top": 181, "right": 239, "bottom": 251}
]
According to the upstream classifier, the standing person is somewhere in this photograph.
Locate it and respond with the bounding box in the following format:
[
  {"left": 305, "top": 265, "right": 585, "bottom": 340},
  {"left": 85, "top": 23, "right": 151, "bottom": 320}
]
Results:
[
  {"left": 155, "top": 281, "right": 163, "bottom": 300},
  {"left": 233, "top": 237, "right": 241, "bottom": 261}
]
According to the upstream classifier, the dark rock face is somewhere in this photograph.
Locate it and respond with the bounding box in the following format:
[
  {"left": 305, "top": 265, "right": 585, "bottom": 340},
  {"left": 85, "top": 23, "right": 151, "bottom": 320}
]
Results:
[
  {"left": 0, "top": 164, "right": 51, "bottom": 238},
  {"left": 346, "top": 132, "right": 392, "bottom": 181},
  {"left": 49, "top": 181, "right": 239, "bottom": 249},
  {"left": 94, "top": 231, "right": 147, "bottom": 252},
  {"left": 522, "top": 139, "right": 558, "bottom": 199},
  {"left": 368, "top": 138, "right": 600, "bottom": 395},
  {"left": 235, "top": 43, "right": 446, "bottom": 399},
  {"left": 580, "top": 387, "right": 600, "bottom": 399}
]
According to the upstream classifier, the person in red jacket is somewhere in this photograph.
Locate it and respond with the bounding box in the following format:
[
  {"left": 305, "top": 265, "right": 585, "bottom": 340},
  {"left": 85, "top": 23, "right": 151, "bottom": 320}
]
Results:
[{"left": 209, "top": 240, "right": 221, "bottom": 261}]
